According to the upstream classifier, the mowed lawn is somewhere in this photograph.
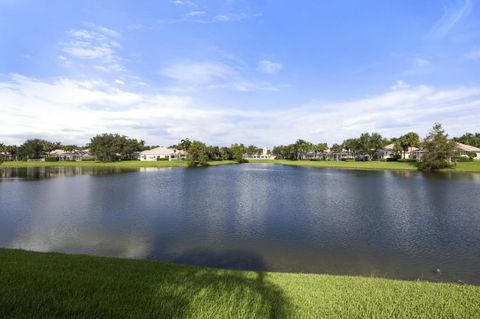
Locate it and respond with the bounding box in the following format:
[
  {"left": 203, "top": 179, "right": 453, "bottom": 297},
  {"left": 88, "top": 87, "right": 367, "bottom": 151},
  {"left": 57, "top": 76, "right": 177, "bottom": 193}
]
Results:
[
  {"left": 2, "top": 159, "right": 480, "bottom": 172},
  {"left": 0, "top": 160, "right": 236, "bottom": 169},
  {"left": 1, "top": 249, "right": 479, "bottom": 318},
  {"left": 249, "top": 159, "right": 480, "bottom": 172}
]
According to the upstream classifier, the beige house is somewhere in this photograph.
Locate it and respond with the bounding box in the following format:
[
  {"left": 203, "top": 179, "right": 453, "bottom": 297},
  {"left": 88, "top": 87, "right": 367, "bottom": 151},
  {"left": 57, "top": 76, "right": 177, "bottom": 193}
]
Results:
[
  {"left": 455, "top": 142, "right": 480, "bottom": 159},
  {"left": 48, "top": 149, "right": 92, "bottom": 161},
  {"left": 378, "top": 144, "right": 419, "bottom": 160},
  {"left": 139, "top": 147, "right": 185, "bottom": 161}
]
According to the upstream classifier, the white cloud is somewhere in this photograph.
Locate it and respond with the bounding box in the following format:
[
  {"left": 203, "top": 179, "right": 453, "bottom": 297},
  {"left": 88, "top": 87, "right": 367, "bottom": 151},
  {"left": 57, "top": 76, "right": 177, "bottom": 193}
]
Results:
[
  {"left": 1, "top": 75, "right": 480, "bottom": 147},
  {"left": 170, "top": 0, "right": 196, "bottom": 6},
  {"left": 391, "top": 80, "right": 410, "bottom": 90},
  {"left": 413, "top": 57, "right": 431, "bottom": 67},
  {"left": 427, "top": 0, "right": 472, "bottom": 39},
  {"left": 186, "top": 10, "right": 206, "bottom": 17},
  {"left": 59, "top": 26, "right": 125, "bottom": 73},
  {"left": 160, "top": 60, "right": 278, "bottom": 91},
  {"left": 257, "top": 60, "right": 283, "bottom": 74}
]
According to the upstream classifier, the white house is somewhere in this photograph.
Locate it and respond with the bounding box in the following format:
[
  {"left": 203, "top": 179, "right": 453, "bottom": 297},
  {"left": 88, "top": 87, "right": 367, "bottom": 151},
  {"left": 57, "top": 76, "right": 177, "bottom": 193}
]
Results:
[
  {"left": 243, "top": 147, "right": 276, "bottom": 160},
  {"left": 139, "top": 147, "right": 185, "bottom": 161}
]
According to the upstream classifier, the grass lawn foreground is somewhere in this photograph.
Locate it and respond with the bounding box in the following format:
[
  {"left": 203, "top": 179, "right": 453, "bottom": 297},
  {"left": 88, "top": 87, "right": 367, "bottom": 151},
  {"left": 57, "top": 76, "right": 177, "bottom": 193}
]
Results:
[{"left": 1, "top": 249, "right": 479, "bottom": 318}]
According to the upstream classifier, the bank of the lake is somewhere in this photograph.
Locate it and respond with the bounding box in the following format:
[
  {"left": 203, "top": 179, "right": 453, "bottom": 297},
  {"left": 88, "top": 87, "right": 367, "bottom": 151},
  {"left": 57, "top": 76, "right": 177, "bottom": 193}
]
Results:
[
  {"left": 3, "top": 159, "right": 480, "bottom": 172},
  {"left": 0, "top": 160, "right": 236, "bottom": 168},
  {"left": 249, "top": 159, "right": 480, "bottom": 172},
  {"left": 1, "top": 249, "right": 479, "bottom": 319}
]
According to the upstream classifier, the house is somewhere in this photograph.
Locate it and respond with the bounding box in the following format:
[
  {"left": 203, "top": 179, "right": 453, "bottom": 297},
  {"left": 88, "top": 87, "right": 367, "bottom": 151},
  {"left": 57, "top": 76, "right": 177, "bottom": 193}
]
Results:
[
  {"left": 378, "top": 144, "right": 419, "bottom": 160},
  {"left": 139, "top": 147, "right": 185, "bottom": 161},
  {"left": 0, "top": 151, "right": 13, "bottom": 160},
  {"left": 455, "top": 142, "right": 480, "bottom": 159},
  {"left": 243, "top": 147, "right": 276, "bottom": 160},
  {"left": 48, "top": 149, "right": 92, "bottom": 161}
]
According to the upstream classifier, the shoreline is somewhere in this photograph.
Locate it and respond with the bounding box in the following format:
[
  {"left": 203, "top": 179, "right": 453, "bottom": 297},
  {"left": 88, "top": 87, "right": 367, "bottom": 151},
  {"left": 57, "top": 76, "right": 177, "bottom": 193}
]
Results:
[
  {"left": 1, "top": 248, "right": 479, "bottom": 318},
  {"left": 2, "top": 159, "right": 480, "bottom": 172}
]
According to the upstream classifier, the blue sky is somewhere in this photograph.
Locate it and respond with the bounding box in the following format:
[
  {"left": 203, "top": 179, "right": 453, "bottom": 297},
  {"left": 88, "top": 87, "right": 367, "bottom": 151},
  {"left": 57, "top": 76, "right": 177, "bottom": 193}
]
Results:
[{"left": 1, "top": 0, "right": 480, "bottom": 146}]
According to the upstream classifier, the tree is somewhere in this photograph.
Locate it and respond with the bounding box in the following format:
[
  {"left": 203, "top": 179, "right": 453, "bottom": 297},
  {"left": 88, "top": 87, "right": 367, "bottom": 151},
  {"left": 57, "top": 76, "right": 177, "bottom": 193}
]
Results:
[
  {"left": 397, "top": 132, "right": 420, "bottom": 159},
  {"left": 419, "top": 123, "right": 456, "bottom": 171},
  {"left": 186, "top": 140, "right": 209, "bottom": 167},
  {"left": 369, "top": 132, "right": 384, "bottom": 159},
  {"left": 17, "top": 139, "right": 58, "bottom": 160},
  {"left": 454, "top": 133, "right": 480, "bottom": 148},
  {"left": 246, "top": 145, "right": 262, "bottom": 156},
  {"left": 230, "top": 143, "right": 248, "bottom": 163},
  {"left": 219, "top": 147, "right": 233, "bottom": 160},
  {"left": 294, "top": 139, "right": 313, "bottom": 160},
  {"left": 342, "top": 138, "right": 359, "bottom": 157},
  {"left": 89, "top": 134, "right": 144, "bottom": 162}
]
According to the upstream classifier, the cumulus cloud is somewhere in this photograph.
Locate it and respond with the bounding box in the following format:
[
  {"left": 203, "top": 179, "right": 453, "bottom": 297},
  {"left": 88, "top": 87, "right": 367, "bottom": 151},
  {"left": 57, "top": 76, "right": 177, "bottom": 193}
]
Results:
[
  {"left": 1, "top": 74, "right": 479, "bottom": 146},
  {"left": 257, "top": 60, "right": 283, "bottom": 74}
]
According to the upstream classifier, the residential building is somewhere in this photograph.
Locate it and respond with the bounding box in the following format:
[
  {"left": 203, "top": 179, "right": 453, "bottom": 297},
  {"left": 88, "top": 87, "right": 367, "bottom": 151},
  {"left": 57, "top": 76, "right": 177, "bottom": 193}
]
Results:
[{"left": 139, "top": 147, "right": 185, "bottom": 161}]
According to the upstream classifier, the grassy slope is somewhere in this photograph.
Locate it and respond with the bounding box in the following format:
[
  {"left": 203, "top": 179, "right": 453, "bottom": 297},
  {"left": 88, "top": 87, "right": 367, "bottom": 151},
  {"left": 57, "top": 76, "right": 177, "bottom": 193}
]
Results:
[
  {"left": 249, "top": 159, "right": 480, "bottom": 172},
  {"left": 0, "top": 160, "right": 236, "bottom": 168},
  {"left": 1, "top": 249, "right": 479, "bottom": 319},
  {"left": 2, "top": 159, "right": 480, "bottom": 172}
]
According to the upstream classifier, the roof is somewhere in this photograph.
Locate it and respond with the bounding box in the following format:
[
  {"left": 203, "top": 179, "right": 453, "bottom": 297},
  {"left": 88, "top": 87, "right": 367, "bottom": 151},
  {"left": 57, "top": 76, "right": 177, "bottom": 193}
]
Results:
[
  {"left": 49, "top": 149, "right": 68, "bottom": 155},
  {"left": 456, "top": 142, "right": 480, "bottom": 152},
  {"left": 140, "top": 147, "right": 183, "bottom": 156},
  {"left": 384, "top": 143, "right": 418, "bottom": 152}
]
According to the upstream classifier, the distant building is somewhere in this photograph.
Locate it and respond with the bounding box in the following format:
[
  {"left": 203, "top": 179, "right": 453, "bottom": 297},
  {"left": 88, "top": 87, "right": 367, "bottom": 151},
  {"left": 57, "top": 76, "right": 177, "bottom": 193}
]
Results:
[
  {"left": 139, "top": 147, "right": 185, "bottom": 161},
  {"left": 243, "top": 147, "right": 276, "bottom": 160},
  {"left": 454, "top": 142, "right": 480, "bottom": 159},
  {"left": 48, "top": 149, "right": 92, "bottom": 161},
  {"left": 378, "top": 144, "right": 419, "bottom": 160}
]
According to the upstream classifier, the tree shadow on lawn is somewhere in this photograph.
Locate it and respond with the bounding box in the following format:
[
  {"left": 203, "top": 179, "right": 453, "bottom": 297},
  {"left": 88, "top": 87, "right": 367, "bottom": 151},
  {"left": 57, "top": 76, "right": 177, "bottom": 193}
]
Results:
[
  {"left": 146, "top": 249, "right": 293, "bottom": 318},
  {"left": 0, "top": 249, "right": 292, "bottom": 318}
]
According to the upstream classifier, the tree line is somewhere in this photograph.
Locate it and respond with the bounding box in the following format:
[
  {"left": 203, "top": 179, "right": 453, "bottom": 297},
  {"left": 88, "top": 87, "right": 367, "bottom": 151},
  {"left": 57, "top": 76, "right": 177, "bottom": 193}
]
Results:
[{"left": 0, "top": 123, "right": 477, "bottom": 170}]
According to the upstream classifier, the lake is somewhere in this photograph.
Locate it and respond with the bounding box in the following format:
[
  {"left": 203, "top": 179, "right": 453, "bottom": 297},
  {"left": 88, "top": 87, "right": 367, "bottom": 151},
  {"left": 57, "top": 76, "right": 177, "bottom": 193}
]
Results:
[{"left": 1, "top": 164, "right": 480, "bottom": 284}]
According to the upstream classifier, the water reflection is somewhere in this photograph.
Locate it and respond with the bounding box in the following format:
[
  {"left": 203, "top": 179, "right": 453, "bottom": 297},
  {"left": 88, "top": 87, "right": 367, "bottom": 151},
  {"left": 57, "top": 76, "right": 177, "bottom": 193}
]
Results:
[
  {"left": 0, "top": 166, "right": 140, "bottom": 179},
  {"left": 1, "top": 165, "right": 480, "bottom": 284}
]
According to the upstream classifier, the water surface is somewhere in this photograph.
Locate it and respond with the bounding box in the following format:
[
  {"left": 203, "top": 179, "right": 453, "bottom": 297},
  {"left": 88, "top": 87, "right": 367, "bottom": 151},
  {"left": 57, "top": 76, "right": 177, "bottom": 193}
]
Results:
[{"left": 1, "top": 164, "right": 479, "bottom": 284}]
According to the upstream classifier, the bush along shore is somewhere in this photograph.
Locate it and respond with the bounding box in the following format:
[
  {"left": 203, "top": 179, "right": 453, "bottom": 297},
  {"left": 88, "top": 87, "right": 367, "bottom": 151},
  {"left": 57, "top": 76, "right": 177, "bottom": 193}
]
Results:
[{"left": 1, "top": 248, "right": 479, "bottom": 318}]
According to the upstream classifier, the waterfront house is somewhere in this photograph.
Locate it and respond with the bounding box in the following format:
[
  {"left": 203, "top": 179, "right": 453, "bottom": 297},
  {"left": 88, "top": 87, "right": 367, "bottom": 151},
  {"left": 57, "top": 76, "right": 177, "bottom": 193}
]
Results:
[
  {"left": 139, "top": 147, "right": 185, "bottom": 161},
  {"left": 378, "top": 144, "right": 419, "bottom": 160},
  {"left": 455, "top": 142, "right": 480, "bottom": 159},
  {"left": 243, "top": 147, "right": 276, "bottom": 160},
  {"left": 48, "top": 149, "right": 92, "bottom": 161}
]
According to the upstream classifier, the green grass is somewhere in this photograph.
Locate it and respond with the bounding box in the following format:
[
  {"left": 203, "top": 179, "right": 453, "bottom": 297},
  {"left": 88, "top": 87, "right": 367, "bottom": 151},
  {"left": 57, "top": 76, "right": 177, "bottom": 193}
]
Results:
[
  {"left": 249, "top": 159, "right": 480, "bottom": 172},
  {"left": 0, "top": 160, "right": 237, "bottom": 169},
  {"left": 1, "top": 249, "right": 479, "bottom": 318},
  {"left": 249, "top": 159, "right": 419, "bottom": 171},
  {"left": 2, "top": 159, "right": 480, "bottom": 172}
]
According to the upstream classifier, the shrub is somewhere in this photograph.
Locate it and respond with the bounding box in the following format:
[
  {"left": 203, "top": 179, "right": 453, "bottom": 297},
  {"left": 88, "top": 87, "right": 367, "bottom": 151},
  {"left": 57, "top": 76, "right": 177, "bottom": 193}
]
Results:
[
  {"left": 81, "top": 158, "right": 95, "bottom": 161},
  {"left": 467, "top": 151, "right": 477, "bottom": 160},
  {"left": 455, "top": 157, "right": 473, "bottom": 162},
  {"left": 44, "top": 157, "right": 59, "bottom": 162}
]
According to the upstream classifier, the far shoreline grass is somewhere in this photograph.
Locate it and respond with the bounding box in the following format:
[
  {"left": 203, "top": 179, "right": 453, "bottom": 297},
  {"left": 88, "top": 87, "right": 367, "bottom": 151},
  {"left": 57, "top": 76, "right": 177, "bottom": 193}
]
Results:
[
  {"left": 1, "top": 248, "right": 479, "bottom": 318},
  {"left": 2, "top": 159, "right": 480, "bottom": 172}
]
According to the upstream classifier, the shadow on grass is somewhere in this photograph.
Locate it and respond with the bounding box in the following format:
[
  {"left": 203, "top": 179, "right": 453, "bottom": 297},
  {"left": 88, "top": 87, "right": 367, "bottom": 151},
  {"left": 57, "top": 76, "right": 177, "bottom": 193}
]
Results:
[{"left": 0, "top": 248, "right": 293, "bottom": 318}]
